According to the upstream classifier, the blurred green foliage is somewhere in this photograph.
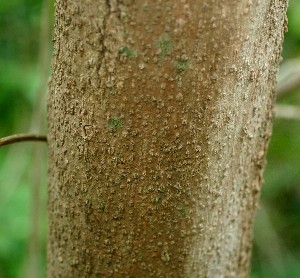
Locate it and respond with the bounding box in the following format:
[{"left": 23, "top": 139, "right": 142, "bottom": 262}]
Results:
[
  {"left": 0, "top": 1, "right": 49, "bottom": 277},
  {"left": 0, "top": 0, "right": 300, "bottom": 277},
  {"left": 283, "top": 0, "right": 300, "bottom": 58},
  {"left": 0, "top": 0, "right": 42, "bottom": 137}
]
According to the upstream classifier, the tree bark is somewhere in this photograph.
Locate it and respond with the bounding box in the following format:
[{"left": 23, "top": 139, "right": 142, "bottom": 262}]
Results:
[{"left": 48, "top": 0, "right": 288, "bottom": 277}]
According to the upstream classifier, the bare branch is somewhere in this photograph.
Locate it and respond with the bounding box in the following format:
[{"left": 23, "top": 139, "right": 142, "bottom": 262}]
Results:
[
  {"left": 275, "top": 104, "right": 300, "bottom": 120},
  {"left": 277, "top": 59, "right": 300, "bottom": 99},
  {"left": 0, "top": 134, "right": 47, "bottom": 147}
]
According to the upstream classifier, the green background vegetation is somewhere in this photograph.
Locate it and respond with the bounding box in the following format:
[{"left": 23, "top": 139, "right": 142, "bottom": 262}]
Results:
[{"left": 0, "top": 1, "right": 299, "bottom": 277}]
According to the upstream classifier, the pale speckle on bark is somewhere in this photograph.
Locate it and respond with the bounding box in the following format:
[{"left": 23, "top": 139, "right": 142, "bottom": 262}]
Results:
[{"left": 48, "top": 0, "right": 288, "bottom": 277}]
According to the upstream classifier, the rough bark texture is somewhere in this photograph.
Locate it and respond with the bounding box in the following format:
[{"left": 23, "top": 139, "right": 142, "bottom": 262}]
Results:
[{"left": 48, "top": 0, "right": 288, "bottom": 277}]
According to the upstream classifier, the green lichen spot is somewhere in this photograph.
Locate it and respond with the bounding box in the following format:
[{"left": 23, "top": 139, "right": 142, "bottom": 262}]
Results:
[
  {"left": 143, "top": 4, "right": 149, "bottom": 11},
  {"left": 99, "top": 202, "right": 105, "bottom": 212},
  {"left": 178, "top": 207, "right": 186, "bottom": 217},
  {"left": 156, "top": 35, "right": 172, "bottom": 58},
  {"left": 176, "top": 59, "right": 188, "bottom": 73},
  {"left": 152, "top": 196, "right": 161, "bottom": 204},
  {"left": 108, "top": 117, "right": 123, "bottom": 131},
  {"left": 118, "top": 46, "right": 136, "bottom": 58}
]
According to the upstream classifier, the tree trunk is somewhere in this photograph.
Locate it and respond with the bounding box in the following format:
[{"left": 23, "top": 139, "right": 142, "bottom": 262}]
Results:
[{"left": 48, "top": 0, "right": 287, "bottom": 277}]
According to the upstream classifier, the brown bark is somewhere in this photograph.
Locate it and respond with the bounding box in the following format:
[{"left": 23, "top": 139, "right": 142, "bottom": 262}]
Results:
[{"left": 48, "top": 0, "right": 288, "bottom": 277}]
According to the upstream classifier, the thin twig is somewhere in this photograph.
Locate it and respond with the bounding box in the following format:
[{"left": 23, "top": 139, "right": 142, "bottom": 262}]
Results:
[{"left": 0, "top": 134, "right": 47, "bottom": 147}]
